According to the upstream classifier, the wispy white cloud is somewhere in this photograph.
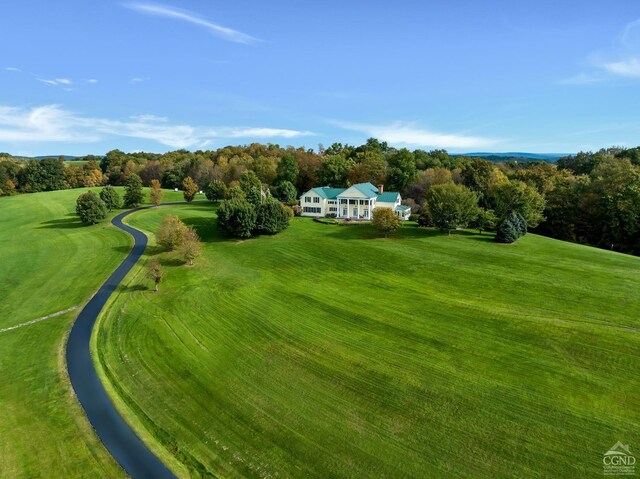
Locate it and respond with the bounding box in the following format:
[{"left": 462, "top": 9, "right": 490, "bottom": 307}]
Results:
[
  {"left": 87, "top": 79, "right": 98, "bottom": 84},
  {"left": 130, "top": 77, "right": 144, "bottom": 83},
  {"left": 0, "top": 104, "right": 313, "bottom": 148},
  {"left": 570, "top": 18, "right": 640, "bottom": 81},
  {"left": 558, "top": 72, "right": 603, "bottom": 85},
  {"left": 5, "top": 67, "right": 20, "bottom": 72},
  {"left": 601, "top": 57, "right": 640, "bottom": 77},
  {"left": 38, "top": 78, "right": 73, "bottom": 87},
  {"left": 124, "top": 3, "right": 260, "bottom": 45},
  {"left": 333, "top": 121, "right": 500, "bottom": 149}
]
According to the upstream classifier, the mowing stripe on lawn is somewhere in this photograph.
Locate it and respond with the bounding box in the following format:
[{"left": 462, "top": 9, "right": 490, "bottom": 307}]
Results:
[{"left": 0, "top": 306, "right": 80, "bottom": 333}]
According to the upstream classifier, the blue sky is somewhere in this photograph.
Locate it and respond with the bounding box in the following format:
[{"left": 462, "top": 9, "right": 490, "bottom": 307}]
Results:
[{"left": 1, "top": 0, "right": 640, "bottom": 156}]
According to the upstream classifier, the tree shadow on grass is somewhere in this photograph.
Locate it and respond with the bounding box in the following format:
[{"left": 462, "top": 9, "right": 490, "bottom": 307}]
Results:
[
  {"left": 158, "top": 257, "right": 184, "bottom": 267},
  {"left": 118, "top": 283, "right": 148, "bottom": 292},
  {"left": 38, "top": 217, "right": 86, "bottom": 229},
  {"left": 325, "top": 223, "right": 444, "bottom": 240},
  {"left": 182, "top": 217, "right": 226, "bottom": 243}
]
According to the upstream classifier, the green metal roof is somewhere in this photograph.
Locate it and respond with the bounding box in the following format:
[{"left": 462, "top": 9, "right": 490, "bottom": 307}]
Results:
[
  {"left": 351, "top": 182, "right": 379, "bottom": 198},
  {"left": 395, "top": 205, "right": 411, "bottom": 211},
  {"left": 377, "top": 192, "right": 400, "bottom": 203},
  {"left": 310, "top": 187, "right": 345, "bottom": 199}
]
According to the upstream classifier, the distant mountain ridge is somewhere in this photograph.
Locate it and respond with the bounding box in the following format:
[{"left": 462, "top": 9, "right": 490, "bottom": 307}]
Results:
[
  {"left": 453, "top": 152, "right": 570, "bottom": 162},
  {"left": 13, "top": 152, "right": 572, "bottom": 164}
]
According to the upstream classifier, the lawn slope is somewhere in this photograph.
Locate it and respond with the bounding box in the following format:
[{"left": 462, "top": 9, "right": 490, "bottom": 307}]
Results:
[
  {"left": 98, "top": 204, "right": 640, "bottom": 479},
  {"left": 0, "top": 188, "right": 183, "bottom": 478}
]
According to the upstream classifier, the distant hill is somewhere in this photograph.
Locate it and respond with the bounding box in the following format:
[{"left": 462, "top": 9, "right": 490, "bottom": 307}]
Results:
[
  {"left": 34, "top": 155, "right": 80, "bottom": 161},
  {"left": 453, "top": 152, "right": 570, "bottom": 163}
]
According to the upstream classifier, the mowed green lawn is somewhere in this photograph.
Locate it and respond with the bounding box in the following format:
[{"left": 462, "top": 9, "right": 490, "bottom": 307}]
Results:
[
  {"left": 0, "top": 187, "right": 185, "bottom": 478},
  {"left": 98, "top": 203, "right": 640, "bottom": 479}
]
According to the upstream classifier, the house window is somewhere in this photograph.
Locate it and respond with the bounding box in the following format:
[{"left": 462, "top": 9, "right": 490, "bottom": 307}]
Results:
[
  {"left": 305, "top": 196, "right": 311, "bottom": 203},
  {"left": 313, "top": 197, "right": 320, "bottom": 203},
  {"left": 303, "top": 207, "right": 321, "bottom": 213},
  {"left": 349, "top": 199, "right": 356, "bottom": 204},
  {"left": 364, "top": 209, "right": 369, "bottom": 217},
  {"left": 329, "top": 207, "right": 337, "bottom": 212}
]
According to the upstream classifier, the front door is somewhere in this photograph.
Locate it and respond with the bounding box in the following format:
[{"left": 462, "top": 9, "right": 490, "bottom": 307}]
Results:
[{"left": 353, "top": 208, "right": 357, "bottom": 218}]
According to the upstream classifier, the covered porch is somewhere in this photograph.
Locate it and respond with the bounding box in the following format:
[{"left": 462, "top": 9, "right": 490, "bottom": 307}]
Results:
[{"left": 336, "top": 198, "right": 374, "bottom": 220}]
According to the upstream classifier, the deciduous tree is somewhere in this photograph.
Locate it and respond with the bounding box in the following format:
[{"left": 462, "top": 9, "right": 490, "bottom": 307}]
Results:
[
  {"left": 386, "top": 148, "right": 417, "bottom": 192},
  {"left": 276, "top": 154, "right": 299, "bottom": 184},
  {"left": 372, "top": 207, "right": 401, "bottom": 238},
  {"left": 182, "top": 176, "right": 198, "bottom": 202},
  {"left": 146, "top": 259, "right": 164, "bottom": 292},
  {"left": 150, "top": 179, "right": 163, "bottom": 206},
  {"left": 76, "top": 191, "right": 108, "bottom": 225},
  {"left": 179, "top": 227, "right": 202, "bottom": 266},
  {"left": 157, "top": 215, "right": 188, "bottom": 251},
  {"left": 426, "top": 183, "right": 479, "bottom": 235}
]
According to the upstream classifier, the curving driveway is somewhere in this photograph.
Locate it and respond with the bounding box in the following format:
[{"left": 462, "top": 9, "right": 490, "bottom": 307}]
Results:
[{"left": 66, "top": 205, "right": 180, "bottom": 479}]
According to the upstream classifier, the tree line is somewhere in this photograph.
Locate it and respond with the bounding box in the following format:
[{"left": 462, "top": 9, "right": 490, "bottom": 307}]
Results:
[{"left": 1, "top": 142, "right": 639, "bottom": 254}]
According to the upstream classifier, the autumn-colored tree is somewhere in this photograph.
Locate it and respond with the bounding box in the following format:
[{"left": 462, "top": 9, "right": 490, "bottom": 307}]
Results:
[
  {"left": 150, "top": 179, "right": 163, "bottom": 206},
  {"left": 179, "top": 227, "right": 203, "bottom": 266},
  {"left": 157, "top": 215, "right": 188, "bottom": 251},
  {"left": 372, "top": 207, "right": 402, "bottom": 238},
  {"left": 146, "top": 259, "right": 165, "bottom": 292},
  {"left": 3, "top": 179, "right": 16, "bottom": 196},
  {"left": 182, "top": 176, "right": 198, "bottom": 202}
]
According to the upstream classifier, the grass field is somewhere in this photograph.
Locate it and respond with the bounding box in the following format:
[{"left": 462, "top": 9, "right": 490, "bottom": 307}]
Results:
[
  {"left": 0, "top": 187, "right": 186, "bottom": 478},
  {"left": 98, "top": 203, "right": 640, "bottom": 478}
]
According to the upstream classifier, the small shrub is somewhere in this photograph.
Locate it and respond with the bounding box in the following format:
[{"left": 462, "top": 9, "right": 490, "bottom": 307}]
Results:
[{"left": 291, "top": 205, "right": 302, "bottom": 217}]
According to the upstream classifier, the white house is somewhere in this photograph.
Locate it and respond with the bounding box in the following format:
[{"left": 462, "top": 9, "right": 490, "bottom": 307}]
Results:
[{"left": 299, "top": 182, "right": 411, "bottom": 220}]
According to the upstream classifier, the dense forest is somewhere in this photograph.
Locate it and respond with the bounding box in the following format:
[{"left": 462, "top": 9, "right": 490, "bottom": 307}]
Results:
[{"left": 1, "top": 141, "right": 639, "bottom": 255}]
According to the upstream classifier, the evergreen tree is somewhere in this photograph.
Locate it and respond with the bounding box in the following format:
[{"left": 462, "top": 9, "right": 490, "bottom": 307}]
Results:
[
  {"left": 123, "top": 173, "right": 144, "bottom": 207},
  {"left": 204, "top": 181, "right": 227, "bottom": 202},
  {"left": 217, "top": 198, "right": 257, "bottom": 238},
  {"left": 275, "top": 180, "right": 297, "bottom": 204},
  {"left": 495, "top": 215, "right": 519, "bottom": 244},
  {"left": 100, "top": 185, "right": 122, "bottom": 211},
  {"left": 255, "top": 199, "right": 290, "bottom": 234}
]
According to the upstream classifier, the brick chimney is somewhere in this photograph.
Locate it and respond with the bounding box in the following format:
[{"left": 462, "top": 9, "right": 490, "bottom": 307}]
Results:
[{"left": 377, "top": 185, "right": 384, "bottom": 194}]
